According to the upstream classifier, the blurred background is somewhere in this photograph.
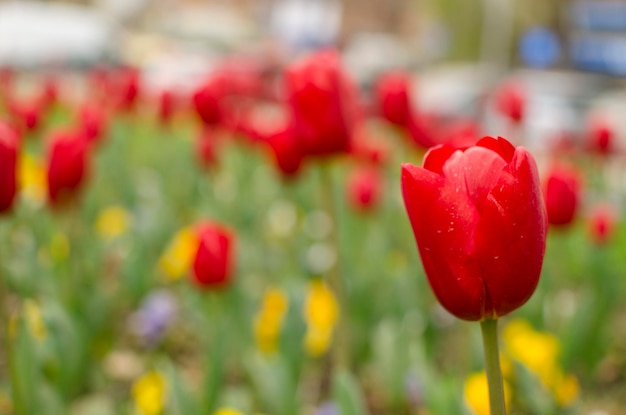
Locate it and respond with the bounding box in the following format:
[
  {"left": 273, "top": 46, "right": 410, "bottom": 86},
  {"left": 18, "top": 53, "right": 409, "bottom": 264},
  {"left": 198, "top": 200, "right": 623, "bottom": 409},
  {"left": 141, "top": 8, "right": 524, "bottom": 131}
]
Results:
[{"left": 2, "top": 0, "right": 626, "bottom": 149}]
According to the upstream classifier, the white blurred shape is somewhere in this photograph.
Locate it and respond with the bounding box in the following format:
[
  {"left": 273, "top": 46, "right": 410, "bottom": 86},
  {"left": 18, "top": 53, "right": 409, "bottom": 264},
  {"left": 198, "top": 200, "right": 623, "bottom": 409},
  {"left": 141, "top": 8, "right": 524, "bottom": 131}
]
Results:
[{"left": 0, "top": 1, "right": 114, "bottom": 66}]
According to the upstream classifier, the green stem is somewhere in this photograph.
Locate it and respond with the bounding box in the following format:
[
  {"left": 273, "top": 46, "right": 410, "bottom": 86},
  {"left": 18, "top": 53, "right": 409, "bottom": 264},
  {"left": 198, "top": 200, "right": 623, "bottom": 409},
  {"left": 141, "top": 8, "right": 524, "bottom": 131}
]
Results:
[
  {"left": 480, "top": 318, "right": 506, "bottom": 415},
  {"left": 0, "top": 222, "right": 26, "bottom": 415}
]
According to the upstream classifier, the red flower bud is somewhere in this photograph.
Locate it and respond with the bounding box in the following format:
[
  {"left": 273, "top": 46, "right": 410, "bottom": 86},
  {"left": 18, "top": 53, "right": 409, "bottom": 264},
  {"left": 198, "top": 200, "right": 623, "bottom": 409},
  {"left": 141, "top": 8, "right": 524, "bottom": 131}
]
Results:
[
  {"left": 375, "top": 70, "right": 413, "bottom": 127},
  {"left": 158, "top": 89, "right": 177, "bottom": 125},
  {"left": 346, "top": 165, "right": 382, "bottom": 212},
  {"left": 196, "top": 129, "right": 219, "bottom": 170},
  {"left": 495, "top": 82, "right": 525, "bottom": 124},
  {"left": 40, "top": 74, "right": 60, "bottom": 110},
  {"left": 113, "top": 67, "right": 141, "bottom": 112},
  {"left": 78, "top": 103, "right": 108, "bottom": 146},
  {"left": 0, "top": 121, "right": 19, "bottom": 214},
  {"left": 588, "top": 203, "right": 617, "bottom": 246},
  {"left": 401, "top": 136, "right": 547, "bottom": 321},
  {"left": 407, "top": 113, "right": 438, "bottom": 149},
  {"left": 192, "top": 76, "right": 227, "bottom": 127},
  {"left": 586, "top": 115, "right": 614, "bottom": 156},
  {"left": 192, "top": 222, "right": 235, "bottom": 289},
  {"left": 46, "top": 130, "right": 90, "bottom": 207},
  {"left": 285, "top": 49, "right": 359, "bottom": 157},
  {"left": 269, "top": 129, "right": 304, "bottom": 178},
  {"left": 7, "top": 98, "right": 42, "bottom": 133},
  {"left": 543, "top": 164, "right": 581, "bottom": 227}
]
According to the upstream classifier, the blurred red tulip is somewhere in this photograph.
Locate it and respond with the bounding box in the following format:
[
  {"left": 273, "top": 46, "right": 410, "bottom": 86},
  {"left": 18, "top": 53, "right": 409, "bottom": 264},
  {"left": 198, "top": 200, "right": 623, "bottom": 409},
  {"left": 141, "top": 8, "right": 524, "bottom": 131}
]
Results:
[
  {"left": 402, "top": 136, "right": 547, "bottom": 320},
  {"left": 375, "top": 70, "right": 413, "bottom": 127},
  {"left": 285, "top": 49, "right": 359, "bottom": 157},
  {"left": 543, "top": 163, "right": 581, "bottom": 227},
  {"left": 46, "top": 130, "right": 90, "bottom": 207},
  {"left": 192, "top": 75, "right": 228, "bottom": 127},
  {"left": 78, "top": 103, "right": 108, "bottom": 145},
  {"left": 407, "top": 113, "right": 438, "bottom": 149},
  {"left": 158, "top": 89, "right": 177, "bottom": 125},
  {"left": 0, "top": 121, "right": 19, "bottom": 214},
  {"left": 346, "top": 165, "right": 382, "bottom": 212},
  {"left": 265, "top": 122, "right": 304, "bottom": 178},
  {"left": 40, "top": 74, "right": 59, "bottom": 110},
  {"left": 192, "top": 222, "right": 235, "bottom": 289},
  {"left": 586, "top": 115, "right": 614, "bottom": 156},
  {"left": 588, "top": 204, "right": 617, "bottom": 245},
  {"left": 495, "top": 82, "right": 525, "bottom": 124},
  {"left": 196, "top": 129, "right": 219, "bottom": 170},
  {"left": 7, "top": 98, "right": 42, "bottom": 133},
  {"left": 349, "top": 123, "right": 389, "bottom": 165},
  {"left": 114, "top": 67, "right": 141, "bottom": 112}
]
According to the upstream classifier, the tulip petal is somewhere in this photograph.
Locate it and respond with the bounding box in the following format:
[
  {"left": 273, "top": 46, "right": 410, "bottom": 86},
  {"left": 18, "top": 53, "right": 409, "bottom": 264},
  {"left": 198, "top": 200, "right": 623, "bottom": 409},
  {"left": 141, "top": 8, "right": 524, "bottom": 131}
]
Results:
[
  {"left": 476, "top": 136, "right": 515, "bottom": 162},
  {"left": 476, "top": 147, "right": 547, "bottom": 318},
  {"left": 402, "top": 163, "right": 486, "bottom": 320},
  {"left": 442, "top": 146, "right": 507, "bottom": 214}
]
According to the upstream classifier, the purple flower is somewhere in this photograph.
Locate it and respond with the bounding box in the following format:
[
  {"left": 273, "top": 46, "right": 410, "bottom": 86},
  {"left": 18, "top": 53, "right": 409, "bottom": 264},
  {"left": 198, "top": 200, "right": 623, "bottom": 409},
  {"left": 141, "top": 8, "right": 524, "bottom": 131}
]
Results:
[
  {"left": 315, "top": 401, "right": 338, "bottom": 415},
  {"left": 129, "top": 290, "right": 177, "bottom": 347}
]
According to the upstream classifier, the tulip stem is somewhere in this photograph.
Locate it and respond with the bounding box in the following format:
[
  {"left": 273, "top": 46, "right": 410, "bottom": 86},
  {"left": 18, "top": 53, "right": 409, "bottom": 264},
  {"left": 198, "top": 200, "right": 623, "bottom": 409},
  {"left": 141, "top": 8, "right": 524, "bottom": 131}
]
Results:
[
  {"left": 0, "top": 222, "right": 26, "bottom": 415},
  {"left": 480, "top": 318, "right": 506, "bottom": 415}
]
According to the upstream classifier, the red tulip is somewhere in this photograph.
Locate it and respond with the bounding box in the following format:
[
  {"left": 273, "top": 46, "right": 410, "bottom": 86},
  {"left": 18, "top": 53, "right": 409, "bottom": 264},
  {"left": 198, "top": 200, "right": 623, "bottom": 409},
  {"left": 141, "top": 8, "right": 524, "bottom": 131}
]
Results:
[
  {"left": 0, "top": 121, "right": 19, "bottom": 214},
  {"left": 375, "top": 70, "right": 413, "bottom": 127},
  {"left": 586, "top": 115, "right": 613, "bottom": 156},
  {"left": 78, "top": 103, "right": 108, "bottom": 145},
  {"left": 46, "top": 130, "right": 90, "bottom": 207},
  {"left": 285, "top": 49, "right": 359, "bottom": 157},
  {"left": 346, "top": 165, "right": 382, "bottom": 212},
  {"left": 40, "top": 74, "right": 59, "bottom": 110},
  {"left": 7, "top": 98, "right": 42, "bottom": 133},
  {"left": 196, "top": 129, "right": 219, "bottom": 170},
  {"left": 495, "top": 82, "right": 525, "bottom": 124},
  {"left": 401, "top": 136, "right": 547, "bottom": 321},
  {"left": 113, "top": 67, "right": 141, "bottom": 112},
  {"left": 543, "top": 164, "right": 581, "bottom": 227},
  {"left": 158, "top": 89, "right": 176, "bottom": 125},
  {"left": 407, "top": 112, "right": 438, "bottom": 149},
  {"left": 192, "top": 75, "right": 228, "bottom": 127},
  {"left": 265, "top": 122, "right": 304, "bottom": 178},
  {"left": 588, "top": 204, "right": 617, "bottom": 246},
  {"left": 192, "top": 222, "right": 235, "bottom": 289},
  {"left": 350, "top": 127, "right": 389, "bottom": 166}
]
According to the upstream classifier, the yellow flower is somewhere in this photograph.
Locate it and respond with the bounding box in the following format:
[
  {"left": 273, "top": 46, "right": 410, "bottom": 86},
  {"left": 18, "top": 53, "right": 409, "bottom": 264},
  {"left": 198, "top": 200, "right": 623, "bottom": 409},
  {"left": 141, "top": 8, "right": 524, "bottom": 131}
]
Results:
[
  {"left": 158, "top": 227, "right": 198, "bottom": 281},
  {"left": 254, "top": 288, "right": 289, "bottom": 354},
  {"left": 19, "top": 153, "right": 46, "bottom": 205},
  {"left": 302, "top": 280, "right": 338, "bottom": 356},
  {"left": 553, "top": 372, "right": 580, "bottom": 407},
  {"left": 503, "top": 319, "right": 560, "bottom": 385},
  {"left": 8, "top": 300, "right": 47, "bottom": 341},
  {"left": 503, "top": 319, "right": 579, "bottom": 406},
  {"left": 304, "top": 326, "right": 333, "bottom": 357},
  {"left": 49, "top": 232, "right": 70, "bottom": 262},
  {"left": 213, "top": 408, "right": 244, "bottom": 415},
  {"left": 303, "top": 280, "right": 339, "bottom": 329},
  {"left": 464, "top": 371, "right": 511, "bottom": 415},
  {"left": 24, "top": 299, "right": 47, "bottom": 341},
  {"left": 95, "top": 205, "right": 130, "bottom": 240},
  {"left": 132, "top": 371, "right": 167, "bottom": 415}
]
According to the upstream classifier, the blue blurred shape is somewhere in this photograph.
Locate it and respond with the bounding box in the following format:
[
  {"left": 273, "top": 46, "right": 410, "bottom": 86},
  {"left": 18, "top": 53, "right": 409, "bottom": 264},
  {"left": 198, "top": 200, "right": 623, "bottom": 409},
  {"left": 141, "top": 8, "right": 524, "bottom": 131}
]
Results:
[
  {"left": 570, "top": 34, "right": 626, "bottom": 76},
  {"left": 519, "top": 27, "right": 560, "bottom": 68},
  {"left": 571, "top": 1, "right": 626, "bottom": 31}
]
